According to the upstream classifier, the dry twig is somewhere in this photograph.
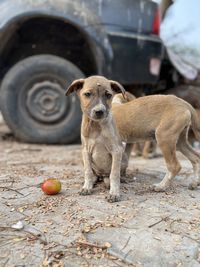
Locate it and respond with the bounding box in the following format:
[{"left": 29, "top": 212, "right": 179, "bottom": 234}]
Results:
[
  {"left": 0, "top": 186, "right": 24, "bottom": 196},
  {"left": 148, "top": 214, "right": 171, "bottom": 228},
  {"left": 121, "top": 235, "right": 131, "bottom": 251},
  {"left": 76, "top": 240, "right": 108, "bottom": 249}
]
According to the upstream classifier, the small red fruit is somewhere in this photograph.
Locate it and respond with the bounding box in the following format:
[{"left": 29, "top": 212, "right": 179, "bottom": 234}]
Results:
[{"left": 41, "top": 179, "right": 61, "bottom": 195}]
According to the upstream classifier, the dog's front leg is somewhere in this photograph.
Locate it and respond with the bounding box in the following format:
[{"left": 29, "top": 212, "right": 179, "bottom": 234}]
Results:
[
  {"left": 80, "top": 146, "right": 96, "bottom": 195},
  {"left": 107, "top": 146, "right": 123, "bottom": 202}
]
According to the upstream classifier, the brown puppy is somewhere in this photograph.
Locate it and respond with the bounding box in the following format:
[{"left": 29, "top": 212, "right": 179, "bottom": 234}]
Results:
[
  {"left": 66, "top": 76, "right": 200, "bottom": 202},
  {"left": 66, "top": 76, "right": 125, "bottom": 202}
]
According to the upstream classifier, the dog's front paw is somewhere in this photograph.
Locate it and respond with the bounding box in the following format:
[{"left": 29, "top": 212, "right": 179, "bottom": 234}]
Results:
[
  {"left": 151, "top": 183, "right": 166, "bottom": 192},
  {"left": 79, "top": 188, "right": 92, "bottom": 195},
  {"left": 106, "top": 194, "right": 120, "bottom": 203}
]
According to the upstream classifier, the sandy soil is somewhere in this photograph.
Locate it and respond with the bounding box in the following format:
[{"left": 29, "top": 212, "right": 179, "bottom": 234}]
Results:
[{"left": 0, "top": 117, "right": 200, "bottom": 267}]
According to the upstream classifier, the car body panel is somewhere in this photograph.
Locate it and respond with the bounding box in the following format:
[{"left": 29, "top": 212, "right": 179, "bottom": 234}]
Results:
[{"left": 0, "top": 0, "right": 164, "bottom": 84}]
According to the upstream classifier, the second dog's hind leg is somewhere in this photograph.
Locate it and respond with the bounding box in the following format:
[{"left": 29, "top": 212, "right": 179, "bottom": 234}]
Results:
[
  {"left": 153, "top": 112, "right": 194, "bottom": 192},
  {"left": 153, "top": 131, "right": 181, "bottom": 192},
  {"left": 177, "top": 128, "right": 200, "bottom": 189}
]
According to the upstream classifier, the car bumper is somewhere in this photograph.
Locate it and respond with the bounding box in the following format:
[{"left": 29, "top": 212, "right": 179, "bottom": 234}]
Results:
[{"left": 107, "top": 31, "right": 164, "bottom": 85}]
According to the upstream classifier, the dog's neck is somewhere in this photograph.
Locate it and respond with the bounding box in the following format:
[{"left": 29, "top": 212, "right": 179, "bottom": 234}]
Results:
[{"left": 81, "top": 113, "right": 113, "bottom": 138}]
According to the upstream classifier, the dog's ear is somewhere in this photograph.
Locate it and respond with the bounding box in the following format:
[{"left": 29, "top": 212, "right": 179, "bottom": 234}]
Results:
[
  {"left": 110, "top": 80, "right": 126, "bottom": 99},
  {"left": 65, "top": 79, "right": 85, "bottom": 96}
]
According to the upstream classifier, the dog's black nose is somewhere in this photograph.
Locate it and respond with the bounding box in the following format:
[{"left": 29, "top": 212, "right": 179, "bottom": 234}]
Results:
[{"left": 95, "top": 110, "right": 104, "bottom": 118}]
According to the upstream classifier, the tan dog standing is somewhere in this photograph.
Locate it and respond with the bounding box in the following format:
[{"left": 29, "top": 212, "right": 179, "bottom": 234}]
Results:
[
  {"left": 66, "top": 76, "right": 200, "bottom": 202},
  {"left": 111, "top": 93, "right": 200, "bottom": 191},
  {"left": 66, "top": 76, "right": 126, "bottom": 202}
]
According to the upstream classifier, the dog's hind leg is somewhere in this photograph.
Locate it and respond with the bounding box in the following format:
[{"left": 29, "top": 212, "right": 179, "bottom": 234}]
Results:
[
  {"left": 153, "top": 111, "right": 194, "bottom": 192},
  {"left": 177, "top": 127, "right": 200, "bottom": 189},
  {"left": 153, "top": 142, "right": 181, "bottom": 191},
  {"left": 153, "top": 130, "right": 181, "bottom": 192}
]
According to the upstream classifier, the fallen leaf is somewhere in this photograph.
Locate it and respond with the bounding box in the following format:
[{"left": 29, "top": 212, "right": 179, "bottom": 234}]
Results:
[
  {"left": 11, "top": 221, "right": 24, "bottom": 230},
  {"left": 40, "top": 256, "right": 50, "bottom": 267},
  {"left": 20, "top": 254, "right": 26, "bottom": 259},
  {"left": 18, "top": 207, "right": 24, "bottom": 213},
  {"left": 13, "top": 237, "right": 25, "bottom": 242},
  {"left": 104, "top": 242, "right": 112, "bottom": 248}
]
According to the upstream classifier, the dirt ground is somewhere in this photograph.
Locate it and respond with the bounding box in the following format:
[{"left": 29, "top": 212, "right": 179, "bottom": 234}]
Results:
[{"left": 0, "top": 114, "right": 200, "bottom": 267}]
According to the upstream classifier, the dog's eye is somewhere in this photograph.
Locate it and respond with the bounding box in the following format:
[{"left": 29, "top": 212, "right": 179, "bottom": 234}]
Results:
[
  {"left": 84, "top": 92, "right": 92, "bottom": 97},
  {"left": 105, "top": 92, "right": 112, "bottom": 99}
]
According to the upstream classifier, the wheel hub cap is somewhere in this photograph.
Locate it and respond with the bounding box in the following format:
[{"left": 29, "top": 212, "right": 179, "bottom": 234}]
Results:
[{"left": 26, "top": 81, "right": 69, "bottom": 123}]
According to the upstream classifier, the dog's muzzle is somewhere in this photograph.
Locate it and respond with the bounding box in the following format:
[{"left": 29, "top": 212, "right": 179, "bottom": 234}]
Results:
[{"left": 91, "top": 103, "right": 107, "bottom": 120}]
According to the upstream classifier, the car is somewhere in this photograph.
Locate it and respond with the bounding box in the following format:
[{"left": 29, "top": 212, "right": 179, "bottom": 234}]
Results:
[{"left": 0, "top": 0, "right": 164, "bottom": 144}]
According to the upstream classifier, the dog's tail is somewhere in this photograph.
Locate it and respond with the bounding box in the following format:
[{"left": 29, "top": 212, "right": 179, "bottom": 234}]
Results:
[
  {"left": 189, "top": 105, "right": 200, "bottom": 141},
  {"left": 112, "top": 92, "right": 136, "bottom": 105}
]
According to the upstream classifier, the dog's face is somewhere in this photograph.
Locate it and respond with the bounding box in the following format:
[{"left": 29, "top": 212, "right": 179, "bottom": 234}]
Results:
[{"left": 66, "top": 76, "right": 126, "bottom": 121}]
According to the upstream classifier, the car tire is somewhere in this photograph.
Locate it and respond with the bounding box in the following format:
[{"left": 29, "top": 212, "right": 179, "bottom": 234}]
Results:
[{"left": 0, "top": 54, "right": 84, "bottom": 144}]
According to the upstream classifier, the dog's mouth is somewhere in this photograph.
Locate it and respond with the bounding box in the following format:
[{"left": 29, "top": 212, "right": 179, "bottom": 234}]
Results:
[
  {"left": 89, "top": 110, "right": 108, "bottom": 121},
  {"left": 91, "top": 114, "right": 107, "bottom": 121}
]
